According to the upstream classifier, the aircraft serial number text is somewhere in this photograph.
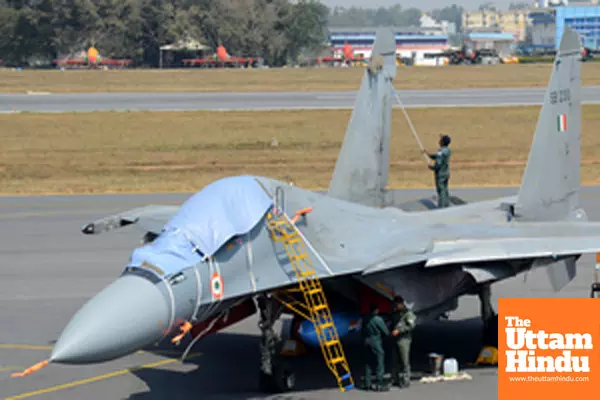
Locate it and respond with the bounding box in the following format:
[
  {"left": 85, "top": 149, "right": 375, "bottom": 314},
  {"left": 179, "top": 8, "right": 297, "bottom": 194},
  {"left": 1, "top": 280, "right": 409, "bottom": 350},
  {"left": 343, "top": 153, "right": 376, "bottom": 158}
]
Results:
[{"left": 550, "top": 89, "right": 571, "bottom": 104}]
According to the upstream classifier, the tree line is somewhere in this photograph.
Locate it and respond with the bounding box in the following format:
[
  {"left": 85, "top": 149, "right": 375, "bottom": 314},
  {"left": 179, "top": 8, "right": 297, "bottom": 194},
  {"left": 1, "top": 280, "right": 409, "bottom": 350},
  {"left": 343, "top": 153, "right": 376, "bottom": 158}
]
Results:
[{"left": 0, "top": 0, "right": 466, "bottom": 67}]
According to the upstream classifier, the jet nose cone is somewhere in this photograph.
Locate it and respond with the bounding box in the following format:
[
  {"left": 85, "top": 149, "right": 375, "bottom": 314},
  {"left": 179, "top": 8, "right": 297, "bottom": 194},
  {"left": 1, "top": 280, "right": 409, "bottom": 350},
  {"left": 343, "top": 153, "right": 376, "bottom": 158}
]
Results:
[{"left": 51, "top": 274, "right": 171, "bottom": 364}]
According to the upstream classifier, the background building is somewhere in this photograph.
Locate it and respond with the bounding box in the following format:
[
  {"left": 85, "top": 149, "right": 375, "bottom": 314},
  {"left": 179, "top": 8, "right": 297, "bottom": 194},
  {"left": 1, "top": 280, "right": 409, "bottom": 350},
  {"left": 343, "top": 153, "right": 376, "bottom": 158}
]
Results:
[
  {"left": 327, "top": 27, "right": 450, "bottom": 66},
  {"left": 463, "top": 31, "right": 517, "bottom": 56},
  {"left": 462, "top": 9, "right": 530, "bottom": 41},
  {"left": 530, "top": 5, "right": 600, "bottom": 50},
  {"left": 420, "top": 13, "right": 457, "bottom": 35},
  {"left": 501, "top": 10, "right": 530, "bottom": 41},
  {"left": 555, "top": 5, "right": 600, "bottom": 49},
  {"left": 462, "top": 9, "right": 500, "bottom": 30},
  {"left": 529, "top": 8, "right": 557, "bottom": 48},
  {"left": 534, "top": 0, "right": 600, "bottom": 7}
]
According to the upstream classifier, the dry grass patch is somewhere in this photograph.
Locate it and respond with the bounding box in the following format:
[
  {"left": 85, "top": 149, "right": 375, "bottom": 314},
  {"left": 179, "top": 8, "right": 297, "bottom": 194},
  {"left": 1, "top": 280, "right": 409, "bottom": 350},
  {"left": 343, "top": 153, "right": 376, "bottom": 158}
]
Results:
[
  {"left": 2, "top": 63, "right": 600, "bottom": 93},
  {"left": 2, "top": 105, "right": 600, "bottom": 194}
]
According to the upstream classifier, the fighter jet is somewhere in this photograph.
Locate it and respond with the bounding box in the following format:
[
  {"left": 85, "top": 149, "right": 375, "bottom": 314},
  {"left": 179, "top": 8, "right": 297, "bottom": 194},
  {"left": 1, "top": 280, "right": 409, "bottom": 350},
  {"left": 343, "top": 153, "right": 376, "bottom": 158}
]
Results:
[{"left": 13, "top": 26, "right": 600, "bottom": 393}]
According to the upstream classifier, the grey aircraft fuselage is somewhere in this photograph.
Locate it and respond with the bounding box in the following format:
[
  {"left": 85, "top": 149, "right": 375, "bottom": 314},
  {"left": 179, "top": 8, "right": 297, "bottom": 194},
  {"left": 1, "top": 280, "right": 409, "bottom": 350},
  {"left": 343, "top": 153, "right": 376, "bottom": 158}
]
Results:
[{"left": 47, "top": 173, "right": 532, "bottom": 365}]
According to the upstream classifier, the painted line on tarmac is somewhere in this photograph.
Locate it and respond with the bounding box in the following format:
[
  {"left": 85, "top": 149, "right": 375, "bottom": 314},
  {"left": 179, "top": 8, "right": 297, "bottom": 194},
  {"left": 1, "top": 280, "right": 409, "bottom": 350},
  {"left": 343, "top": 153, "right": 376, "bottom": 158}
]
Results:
[
  {"left": 0, "top": 344, "right": 193, "bottom": 358},
  {"left": 0, "top": 208, "right": 131, "bottom": 219},
  {"left": 5, "top": 352, "right": 203, "bottom": 400},
  {"left": 0, "top": 366, "right": 24, "bottom": 372},
  {"left": 0, "top": 345, "right": 53, "bottom": 351}
]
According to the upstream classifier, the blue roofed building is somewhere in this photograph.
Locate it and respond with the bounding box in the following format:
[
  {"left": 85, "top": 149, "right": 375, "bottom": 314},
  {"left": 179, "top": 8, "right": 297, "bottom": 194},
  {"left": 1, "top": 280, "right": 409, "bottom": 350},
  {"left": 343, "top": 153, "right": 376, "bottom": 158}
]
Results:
[
  {"left": 327, "top": 27, "right": 451, "bottom": 66},
  {"left": 462, "top": 30, "right": 517, "bottom": 57}
]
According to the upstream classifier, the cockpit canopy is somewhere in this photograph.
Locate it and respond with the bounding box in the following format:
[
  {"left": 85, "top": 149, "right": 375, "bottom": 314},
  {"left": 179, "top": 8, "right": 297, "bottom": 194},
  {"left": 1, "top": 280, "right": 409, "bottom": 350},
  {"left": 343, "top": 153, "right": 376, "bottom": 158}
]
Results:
[{"left": 127, "top": 175, "right": 274, "bottom": 277}]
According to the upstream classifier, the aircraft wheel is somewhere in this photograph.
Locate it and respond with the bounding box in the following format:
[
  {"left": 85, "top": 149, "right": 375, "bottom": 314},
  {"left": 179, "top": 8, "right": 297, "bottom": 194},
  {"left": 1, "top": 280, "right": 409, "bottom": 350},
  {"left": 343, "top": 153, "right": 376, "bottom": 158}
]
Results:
[
  {"left": 259, "top": 365, "right": 295, "bottom": 393},
  {"left": 274, "top": 365, "right": 296, "bottom": 392},
  {"left": 259, "top": 371, "right": 273, "bottom": 392}
]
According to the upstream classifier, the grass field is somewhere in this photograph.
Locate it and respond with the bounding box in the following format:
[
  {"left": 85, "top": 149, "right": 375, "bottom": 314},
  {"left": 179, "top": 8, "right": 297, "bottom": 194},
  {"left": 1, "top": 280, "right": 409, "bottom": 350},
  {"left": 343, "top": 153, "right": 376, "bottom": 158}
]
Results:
[
  {"left": 2, "top": 105, "right": 600, "bottom": 195},
  {"left": 3, "top": 63, "right": 600, "bottom": 93}
]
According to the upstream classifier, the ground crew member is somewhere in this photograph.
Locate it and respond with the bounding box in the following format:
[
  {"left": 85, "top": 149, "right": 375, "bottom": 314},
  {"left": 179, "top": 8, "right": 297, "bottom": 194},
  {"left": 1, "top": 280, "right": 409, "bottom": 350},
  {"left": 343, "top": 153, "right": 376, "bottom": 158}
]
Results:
[
  {"left": 391, "top": 295, "right": 416, "bottom": 388},
  {"left": 423, "top": 134, "right": 452, "bottom": 208},
  {"left": 361, "top": 304, "right": 390, "bottom": 391}
]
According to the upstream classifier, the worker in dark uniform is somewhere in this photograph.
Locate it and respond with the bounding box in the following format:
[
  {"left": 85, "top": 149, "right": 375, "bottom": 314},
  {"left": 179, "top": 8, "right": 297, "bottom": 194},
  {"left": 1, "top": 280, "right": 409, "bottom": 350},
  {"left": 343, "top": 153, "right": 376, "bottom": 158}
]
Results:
[
  {"left": 391, "top": 295, "right": 416, "bottom": 388},
  {"left": 361, "top": 304, "right": 390, "bottom": 391},
  {"left": 424, "top": 134, "right": 452, "bottom": 208}
]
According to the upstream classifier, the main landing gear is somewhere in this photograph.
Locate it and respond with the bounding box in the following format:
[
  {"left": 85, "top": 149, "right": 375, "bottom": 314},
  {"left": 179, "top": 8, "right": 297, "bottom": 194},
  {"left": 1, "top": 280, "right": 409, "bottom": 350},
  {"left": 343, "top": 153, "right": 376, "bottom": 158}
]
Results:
[
  {"left": 257, "top": 294, "right": 296, "bottom": 393},
  {"left": 479, "top": 284, "right": 498, "bottom": 349},
  {"left": 475, "top": 284, "right": 499, "bottom": 365}
]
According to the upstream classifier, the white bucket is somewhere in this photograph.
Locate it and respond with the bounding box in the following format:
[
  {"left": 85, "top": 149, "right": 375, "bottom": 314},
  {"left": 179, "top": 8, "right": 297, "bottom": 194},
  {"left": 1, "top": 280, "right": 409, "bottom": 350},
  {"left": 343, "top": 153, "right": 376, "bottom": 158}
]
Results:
[{"left": 443, "top": 358, "right": 458, "bottom": 377}]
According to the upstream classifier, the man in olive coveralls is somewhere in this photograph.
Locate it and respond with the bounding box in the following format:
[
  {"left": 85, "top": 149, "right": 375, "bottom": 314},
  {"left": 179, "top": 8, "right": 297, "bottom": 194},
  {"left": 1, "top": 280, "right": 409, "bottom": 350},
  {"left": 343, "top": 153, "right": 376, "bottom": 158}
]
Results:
[
  {"left": 424, "top": 134, "right": 452, "bottom": 208},
  {"left": 391, "top": 295, "right": 416, "bottom": 388},
  {"left": 361, "top": 304, "right": 390, "bottom": 391}
]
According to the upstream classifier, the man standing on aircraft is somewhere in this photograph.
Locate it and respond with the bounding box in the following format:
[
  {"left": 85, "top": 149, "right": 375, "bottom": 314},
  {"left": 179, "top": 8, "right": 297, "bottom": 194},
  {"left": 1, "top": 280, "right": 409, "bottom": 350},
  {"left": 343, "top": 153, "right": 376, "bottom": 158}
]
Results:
[
  {"left": 391, "top": 295, "right": 416, "bottom": 388},
  {"left": 424, "top": 134, "right": 452, "bottom": 208},
  {"left": 361, "top": 304, "right": 390, "bottom": 391}
]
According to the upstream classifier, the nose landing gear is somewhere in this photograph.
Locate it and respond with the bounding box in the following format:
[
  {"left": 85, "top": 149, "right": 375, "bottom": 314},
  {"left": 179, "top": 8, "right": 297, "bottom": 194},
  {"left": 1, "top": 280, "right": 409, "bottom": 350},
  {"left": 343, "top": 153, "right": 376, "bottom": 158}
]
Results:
[{"left": 257, "top": 294, "right": 296, "bottom": 393}]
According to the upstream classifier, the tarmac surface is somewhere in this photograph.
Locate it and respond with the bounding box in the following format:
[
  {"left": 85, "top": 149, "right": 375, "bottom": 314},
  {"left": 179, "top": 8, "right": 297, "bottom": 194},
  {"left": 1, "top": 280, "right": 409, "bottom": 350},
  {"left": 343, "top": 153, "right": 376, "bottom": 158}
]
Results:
[
  {"left": 1, "top": 186, "right": 599, "bottom": 400},
  {"left": 2, "top": 86, "right": 600, "bottom": 113}
]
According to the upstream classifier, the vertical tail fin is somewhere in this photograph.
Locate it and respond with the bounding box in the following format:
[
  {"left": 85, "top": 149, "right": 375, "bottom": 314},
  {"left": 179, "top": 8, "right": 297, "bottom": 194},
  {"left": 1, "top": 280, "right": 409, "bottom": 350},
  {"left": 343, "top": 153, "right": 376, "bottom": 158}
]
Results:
[
  {"left": 515, "top": 26, "right": 583, "bottom": 221},
  {"left": 327, "top": 28, "right": 397, "bottom": 207}
]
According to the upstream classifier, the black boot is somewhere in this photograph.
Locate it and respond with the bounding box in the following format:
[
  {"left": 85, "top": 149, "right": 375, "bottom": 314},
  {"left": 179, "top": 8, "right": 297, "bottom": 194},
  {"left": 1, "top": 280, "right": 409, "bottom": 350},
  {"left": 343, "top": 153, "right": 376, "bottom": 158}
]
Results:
[
  {"left": 396, "top": 376, "right": 410, "bottom": 389},
  {"left": 372, "top": 382, "right": 390, "bottom": 392}
]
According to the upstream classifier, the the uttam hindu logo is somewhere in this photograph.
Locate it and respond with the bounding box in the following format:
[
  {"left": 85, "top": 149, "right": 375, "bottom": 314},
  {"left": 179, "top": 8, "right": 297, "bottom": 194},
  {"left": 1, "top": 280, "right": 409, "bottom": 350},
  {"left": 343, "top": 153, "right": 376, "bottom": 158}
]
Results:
[
  {"left": 505, "top": 315, "right": 592, "bottom": 373},
  {"left": 498, "top": 298, "right": 600, "bottom": 400}
]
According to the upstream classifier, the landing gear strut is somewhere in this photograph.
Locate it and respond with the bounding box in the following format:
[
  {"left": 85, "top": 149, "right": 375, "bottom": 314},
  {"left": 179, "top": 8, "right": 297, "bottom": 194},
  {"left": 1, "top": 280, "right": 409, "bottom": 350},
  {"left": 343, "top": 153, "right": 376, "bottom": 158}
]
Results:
[
  {"left": 478, "top": 284, "right": 498, "bottom": 348},
  {"left": 474, "top": 284, "right": 499, "bottom": 365},
  {"left": 257, "top": 294, "right": 296, "bottom": 393}
]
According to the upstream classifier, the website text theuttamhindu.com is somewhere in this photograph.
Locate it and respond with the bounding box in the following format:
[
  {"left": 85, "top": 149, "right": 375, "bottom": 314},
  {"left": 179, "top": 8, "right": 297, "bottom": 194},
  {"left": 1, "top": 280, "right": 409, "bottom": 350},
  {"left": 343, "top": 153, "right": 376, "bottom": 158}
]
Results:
[{"left": 508, "top": 376, "right": 590, "bottom": 383}]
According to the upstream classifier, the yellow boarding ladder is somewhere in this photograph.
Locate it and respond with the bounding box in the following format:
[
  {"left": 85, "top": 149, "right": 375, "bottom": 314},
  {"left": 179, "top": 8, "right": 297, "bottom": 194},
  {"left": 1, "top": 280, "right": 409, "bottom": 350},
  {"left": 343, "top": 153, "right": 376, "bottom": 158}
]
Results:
[{"left": 265, "top": 207, "right": 355, "bottom": 393}]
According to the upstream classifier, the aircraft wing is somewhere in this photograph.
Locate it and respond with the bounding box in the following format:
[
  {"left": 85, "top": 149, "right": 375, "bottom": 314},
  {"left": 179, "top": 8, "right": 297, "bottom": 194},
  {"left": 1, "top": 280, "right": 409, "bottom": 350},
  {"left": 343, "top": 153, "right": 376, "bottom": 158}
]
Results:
[
  {"left": 362, "top": 221, "right": 600, "bottom": 273},
  {"left": 81, "top": 205, "right": 178, "bottom": 235},
  {"left": 426, "top": 236, "right": 600, "bottom": 267}
]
